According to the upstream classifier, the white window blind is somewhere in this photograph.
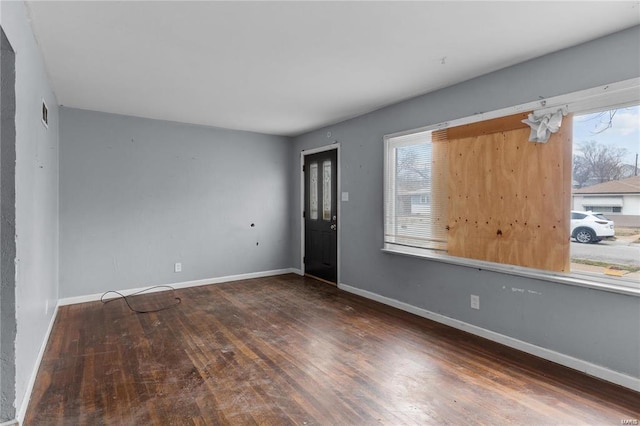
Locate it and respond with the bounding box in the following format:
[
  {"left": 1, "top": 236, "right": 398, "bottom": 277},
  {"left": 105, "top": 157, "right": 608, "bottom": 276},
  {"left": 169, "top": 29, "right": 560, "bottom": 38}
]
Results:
[{"left": 384, "top": 129, "right": 448, "bottom": 252}]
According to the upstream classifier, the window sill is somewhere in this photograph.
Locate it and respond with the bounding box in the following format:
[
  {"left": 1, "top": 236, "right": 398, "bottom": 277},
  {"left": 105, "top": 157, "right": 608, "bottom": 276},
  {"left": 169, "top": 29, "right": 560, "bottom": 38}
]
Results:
[{"left": 381, "top": 245, "right": 640, "bottom": 297}]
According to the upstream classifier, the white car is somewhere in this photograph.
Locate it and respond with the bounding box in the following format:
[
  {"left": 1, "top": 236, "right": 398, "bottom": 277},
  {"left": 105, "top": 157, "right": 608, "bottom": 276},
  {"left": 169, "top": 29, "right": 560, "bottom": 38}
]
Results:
[{"left": 570, "top": 211, "right": 615, "bottom": 243}]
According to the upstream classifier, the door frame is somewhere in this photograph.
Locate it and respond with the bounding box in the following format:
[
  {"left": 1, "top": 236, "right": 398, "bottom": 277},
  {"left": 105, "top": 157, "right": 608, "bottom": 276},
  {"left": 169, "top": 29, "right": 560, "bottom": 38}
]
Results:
[{"left": 300, "top": 143, "right": 341, "bottom": 284}]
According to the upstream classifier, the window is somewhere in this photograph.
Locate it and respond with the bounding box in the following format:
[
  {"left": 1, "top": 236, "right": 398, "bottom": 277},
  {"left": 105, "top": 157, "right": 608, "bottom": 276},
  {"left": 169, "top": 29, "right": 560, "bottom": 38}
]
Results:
[
  {"left": 583, "top": 206, "right": 622, "bottom": 213},
  {"left": 383, "top": 79, "right": 639, "bottom": 291},
  {"left": 323, "top": 160, "right": 332, "bottom": 221},
  {"left": 571, "top": 104, "right": 639, "bottom": 279},
  {"left": 309, "top": 162, "right": 318, "bottom": 220},
  {"left": 384, "top": 130, "right": 448, "bottom": 252},
  {"left": 386, "top": 112, "right": 571, "bottom": 272}
]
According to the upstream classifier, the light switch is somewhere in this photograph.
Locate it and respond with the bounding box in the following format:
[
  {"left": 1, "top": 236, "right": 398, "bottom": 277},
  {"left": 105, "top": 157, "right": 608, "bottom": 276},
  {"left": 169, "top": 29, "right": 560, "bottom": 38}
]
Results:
[{"left": 341, "top": 192, "right": 349, "bottom": 201}]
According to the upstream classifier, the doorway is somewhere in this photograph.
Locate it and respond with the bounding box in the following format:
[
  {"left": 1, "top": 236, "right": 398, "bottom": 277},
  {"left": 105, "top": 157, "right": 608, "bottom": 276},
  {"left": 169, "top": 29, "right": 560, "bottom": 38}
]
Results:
[{"left": 302, "top": 145, "right": 339, "bottom": 285}]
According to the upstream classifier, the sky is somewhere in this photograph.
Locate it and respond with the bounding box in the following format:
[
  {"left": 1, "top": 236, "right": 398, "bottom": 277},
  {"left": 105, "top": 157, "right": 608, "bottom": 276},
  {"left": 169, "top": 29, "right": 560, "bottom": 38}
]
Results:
[{"left": 573, "top": 104, "right": 640, "bottom": 166}]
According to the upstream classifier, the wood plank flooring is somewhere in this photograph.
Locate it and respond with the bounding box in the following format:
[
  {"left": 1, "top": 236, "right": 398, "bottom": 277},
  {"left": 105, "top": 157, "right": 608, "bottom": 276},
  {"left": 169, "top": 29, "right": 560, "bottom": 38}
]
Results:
[{"left": 25, "top": 274, "right": 639, "bottom": 425}]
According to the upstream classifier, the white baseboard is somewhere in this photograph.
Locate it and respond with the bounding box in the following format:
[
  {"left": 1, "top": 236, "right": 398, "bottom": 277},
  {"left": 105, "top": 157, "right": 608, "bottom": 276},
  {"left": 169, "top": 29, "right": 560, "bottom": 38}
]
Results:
[
  {"left": 338, "top": 282, "right": 640, "bottom": 393},
  {"left": 16, "top": 305, "right": 59, "bottom": 423},
  {"left": 58, "top": 268, "right": 298, "bottom": 306},
  {"left": 290, "top": 268, "right": 303, "bottom": 276},
  {"left": 0, "top": 419, "right": 19, "bottom": 426}
]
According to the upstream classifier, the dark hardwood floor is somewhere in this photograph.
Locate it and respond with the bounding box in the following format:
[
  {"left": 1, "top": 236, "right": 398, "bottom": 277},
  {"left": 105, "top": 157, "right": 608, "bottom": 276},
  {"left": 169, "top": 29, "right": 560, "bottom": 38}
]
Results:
[{"left": 25, "top": 274, "right": 639, "bottom": 425}]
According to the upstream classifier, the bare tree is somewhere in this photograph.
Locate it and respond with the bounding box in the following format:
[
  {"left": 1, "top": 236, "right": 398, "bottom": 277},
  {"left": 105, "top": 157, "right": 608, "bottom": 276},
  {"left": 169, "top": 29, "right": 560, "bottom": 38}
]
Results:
[
  {"left": 396, "top": 146, "right": 432, "bottom": 191},
  {"left": 586, "top": 110, "right": 618, "bottom": 135},
  {"left": 573, "top": 141, "right": 627, "bottom": 186},
  {"left": 572, "top": 155, "right": 592, "bottom": 188}
]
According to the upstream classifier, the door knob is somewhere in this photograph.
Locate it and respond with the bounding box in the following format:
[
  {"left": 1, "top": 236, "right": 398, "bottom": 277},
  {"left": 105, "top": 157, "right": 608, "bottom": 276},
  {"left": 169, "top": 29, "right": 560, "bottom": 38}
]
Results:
[{"left": 330, "top": 224, "right": 337, "bottom": 231}]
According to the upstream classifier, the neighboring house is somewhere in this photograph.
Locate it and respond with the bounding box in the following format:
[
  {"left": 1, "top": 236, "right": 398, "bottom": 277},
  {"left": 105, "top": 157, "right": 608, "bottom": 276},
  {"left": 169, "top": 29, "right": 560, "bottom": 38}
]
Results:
[
  {"left": 572, "top": 176, "right": 640, "bottom": 227},
  {"left": 395, "top": 190, "right": 431, "bottom": 215},
  {"left": 410, "top": 193, "right": 431, "bottom": 214},
  {"left": 620, "top": 163, "right": 639, "bottom": 178},
  {"left": 573, "top": 164, "right": 638, "bottom": 188}
]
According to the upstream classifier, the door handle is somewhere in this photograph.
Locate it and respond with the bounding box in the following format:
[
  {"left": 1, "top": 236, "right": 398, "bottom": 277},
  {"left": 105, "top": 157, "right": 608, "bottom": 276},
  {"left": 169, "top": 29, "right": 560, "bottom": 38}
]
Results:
[{"left": 330, "top": 224, "right": 337, "bottom": 231}]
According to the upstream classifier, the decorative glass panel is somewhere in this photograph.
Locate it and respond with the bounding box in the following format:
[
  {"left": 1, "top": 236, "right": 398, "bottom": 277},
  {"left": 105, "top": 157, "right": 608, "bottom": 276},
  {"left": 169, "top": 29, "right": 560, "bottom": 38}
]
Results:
[
  {"left": 323, "top": 160, "right": 331, "bottom": 221},
  {"left": 310, "top": 163, "right": 318, "bottom": 220}
]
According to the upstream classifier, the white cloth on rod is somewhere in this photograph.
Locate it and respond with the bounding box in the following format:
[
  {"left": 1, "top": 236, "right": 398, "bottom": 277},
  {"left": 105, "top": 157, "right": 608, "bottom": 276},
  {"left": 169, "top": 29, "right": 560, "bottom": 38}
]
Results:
[{"left": 521, "top": 109, "right": 565, "bottom": 143}]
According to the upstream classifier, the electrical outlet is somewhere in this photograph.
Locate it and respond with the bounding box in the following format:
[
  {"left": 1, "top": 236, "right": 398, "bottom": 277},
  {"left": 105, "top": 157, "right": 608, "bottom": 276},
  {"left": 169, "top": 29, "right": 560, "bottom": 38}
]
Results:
[
  {"left": 174, "top": 262, "right": 182, "bottom": 273},
  {"left": 470, "top": 295, "right": 480, "bottom": 310},
  {"left": 45, "top": 300, "right": 49, "bottom": 315}
]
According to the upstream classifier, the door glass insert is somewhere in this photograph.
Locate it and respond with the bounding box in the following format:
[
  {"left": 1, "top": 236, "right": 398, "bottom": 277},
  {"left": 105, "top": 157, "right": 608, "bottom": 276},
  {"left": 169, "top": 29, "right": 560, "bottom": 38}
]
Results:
[
  {"left": 310, "top": 162, "right": 318, "bottom": 220},
  {"left": 323, "top": 160, "right": 331, "bottom": 221}
]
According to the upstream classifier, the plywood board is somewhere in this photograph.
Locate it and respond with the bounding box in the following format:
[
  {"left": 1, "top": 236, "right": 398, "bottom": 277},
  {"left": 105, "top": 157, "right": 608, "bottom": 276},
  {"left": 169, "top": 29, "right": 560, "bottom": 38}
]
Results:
[
  {"left": 447, "top": 112, "right": 530, "bottom": 140},
  {"left": 446, "top": 116, "right": 572, "bottom": 272}
]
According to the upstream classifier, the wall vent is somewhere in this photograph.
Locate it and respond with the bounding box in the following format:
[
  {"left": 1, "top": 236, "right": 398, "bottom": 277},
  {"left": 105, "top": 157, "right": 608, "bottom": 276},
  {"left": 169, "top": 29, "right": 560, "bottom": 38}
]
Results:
[{"left": 41, "top": 99, "right": 48, "bottom": 128}]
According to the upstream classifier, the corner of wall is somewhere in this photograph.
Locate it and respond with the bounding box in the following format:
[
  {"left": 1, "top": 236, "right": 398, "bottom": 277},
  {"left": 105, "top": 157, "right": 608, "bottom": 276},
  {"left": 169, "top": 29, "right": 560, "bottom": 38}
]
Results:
[{"left": 2, "top": 0, "right": 61, "bottom": 419}]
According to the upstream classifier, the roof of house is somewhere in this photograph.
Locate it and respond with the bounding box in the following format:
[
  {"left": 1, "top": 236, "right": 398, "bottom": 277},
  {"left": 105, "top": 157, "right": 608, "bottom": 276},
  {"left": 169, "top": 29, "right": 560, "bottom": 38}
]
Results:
[{"left": 573, "top": 176, "right": 640, "bottom": 194}]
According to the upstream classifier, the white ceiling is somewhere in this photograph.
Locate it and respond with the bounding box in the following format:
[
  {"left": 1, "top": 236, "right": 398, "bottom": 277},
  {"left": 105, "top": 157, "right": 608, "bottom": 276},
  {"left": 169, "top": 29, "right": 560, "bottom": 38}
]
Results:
[{"left": 25, "top": 1, "right": 640, "bottom": 136}]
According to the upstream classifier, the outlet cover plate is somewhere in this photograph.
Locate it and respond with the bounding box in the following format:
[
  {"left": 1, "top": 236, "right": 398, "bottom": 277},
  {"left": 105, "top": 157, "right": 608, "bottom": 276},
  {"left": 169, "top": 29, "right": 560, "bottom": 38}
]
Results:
[{"left": 471, "top": 295, "right": 480, "bottom": 310}]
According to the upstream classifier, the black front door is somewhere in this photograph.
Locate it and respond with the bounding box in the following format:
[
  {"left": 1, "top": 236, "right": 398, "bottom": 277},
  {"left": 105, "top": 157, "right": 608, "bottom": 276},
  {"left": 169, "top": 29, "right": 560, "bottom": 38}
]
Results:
[{"left": 304, "top": 149, "right": 337, "bottom": 283}]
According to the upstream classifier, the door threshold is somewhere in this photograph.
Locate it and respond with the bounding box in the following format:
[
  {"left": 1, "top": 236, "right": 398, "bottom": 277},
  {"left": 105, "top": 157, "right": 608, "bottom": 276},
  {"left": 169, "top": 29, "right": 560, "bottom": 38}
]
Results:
[{"left": 304, "top": 273, "right": 337, "bottom": 287}]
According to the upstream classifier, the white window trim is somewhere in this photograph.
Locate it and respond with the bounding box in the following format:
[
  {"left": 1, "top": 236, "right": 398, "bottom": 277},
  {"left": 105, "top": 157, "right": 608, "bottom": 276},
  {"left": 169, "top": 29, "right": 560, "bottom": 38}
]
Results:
[
  {"left": 385, "top": 78, "right": 639, "bottom": 138},
  {"left": 382, "top": 78, "right": 640, "bottom": 297},
  {"left": 382, "top": 245, "right": 640, "bottom": 297}
]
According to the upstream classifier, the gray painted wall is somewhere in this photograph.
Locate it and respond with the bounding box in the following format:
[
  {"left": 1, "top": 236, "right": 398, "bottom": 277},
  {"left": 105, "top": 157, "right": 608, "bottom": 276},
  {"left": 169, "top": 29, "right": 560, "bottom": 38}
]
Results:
[
  {"left": 0, "top": 26, "right": 17, "bottom": 423},
  {"left": 1, "top": 0, "right": 60, "bottom": 419},
  {"left": 2, "top": 3, "right": 638, "bottom": 419},
  {"left": 291, "top": 26, "right": 640, "bottom": 378},
  {"left": 59, "top": 108, "right": 291, "bottom": 298}
]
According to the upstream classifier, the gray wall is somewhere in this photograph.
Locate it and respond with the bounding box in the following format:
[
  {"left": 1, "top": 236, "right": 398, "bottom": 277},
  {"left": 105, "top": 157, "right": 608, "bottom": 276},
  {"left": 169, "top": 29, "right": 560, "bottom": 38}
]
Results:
[
  {"left": 1, "top": 0, "right": 60, "bottom": 419},
  {"left": 2, "top": 4, "right": 638, "bottom": 419},
  {"left": 291, "top": 26, "right": 640, "bottom": 379},
  {"left": 59, "top": 108, "right": 291, "bottom": 298}
]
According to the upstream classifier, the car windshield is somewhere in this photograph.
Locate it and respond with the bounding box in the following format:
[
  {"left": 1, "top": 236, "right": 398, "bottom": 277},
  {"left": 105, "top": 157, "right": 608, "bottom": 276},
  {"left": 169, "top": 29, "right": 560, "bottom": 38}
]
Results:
[{"left": 593, "top": 214, "right": 610, "bottom": 221}]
